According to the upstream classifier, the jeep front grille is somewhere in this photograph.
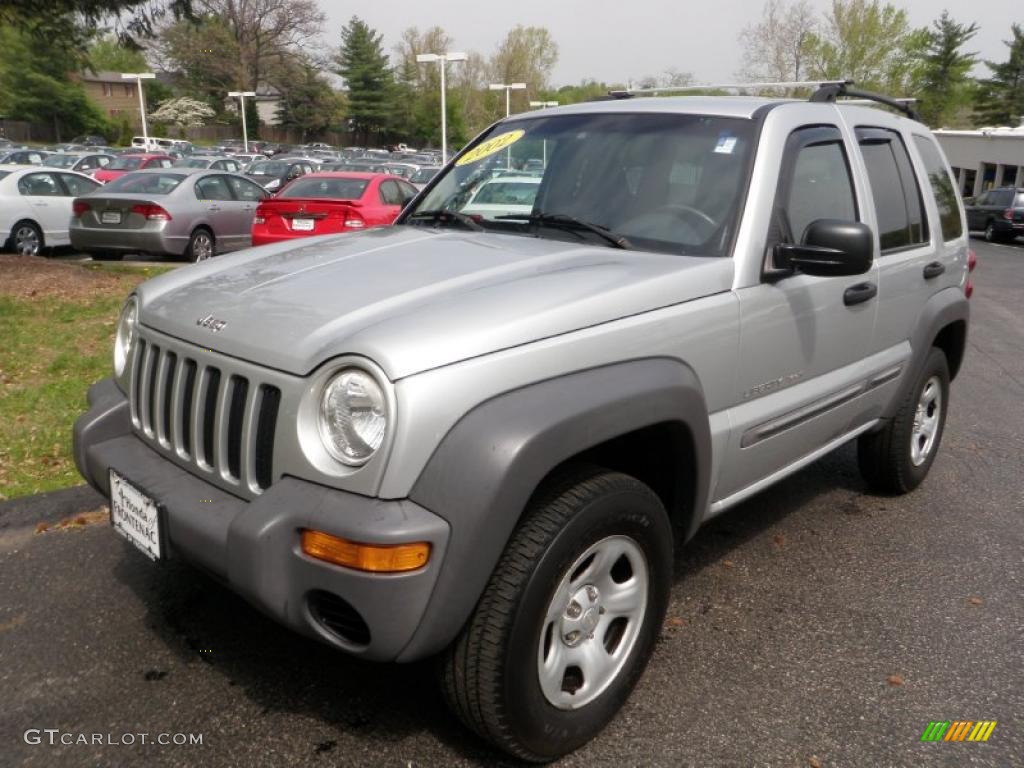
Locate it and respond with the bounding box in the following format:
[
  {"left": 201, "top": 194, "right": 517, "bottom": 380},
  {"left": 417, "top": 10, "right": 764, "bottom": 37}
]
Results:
[{"left": 130, "top": 335, "right": 280, "bottom": 495}]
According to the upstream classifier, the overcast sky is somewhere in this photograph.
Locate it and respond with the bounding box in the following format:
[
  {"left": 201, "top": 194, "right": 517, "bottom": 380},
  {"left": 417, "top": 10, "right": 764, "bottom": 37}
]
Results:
[{"left": 319, "top": 0, "right": 1020, "bottom": 87}]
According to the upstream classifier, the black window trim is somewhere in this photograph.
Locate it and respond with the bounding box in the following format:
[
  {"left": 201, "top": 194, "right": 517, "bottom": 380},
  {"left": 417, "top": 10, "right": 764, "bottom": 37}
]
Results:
[{"left": 855, "top": 125, "right": 930, "bottom": 256}]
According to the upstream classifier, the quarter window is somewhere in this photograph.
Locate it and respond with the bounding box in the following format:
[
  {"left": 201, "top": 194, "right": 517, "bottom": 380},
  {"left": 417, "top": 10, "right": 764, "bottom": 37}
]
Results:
[
  {"left": 856, "top": 127, "right": 928, "bottom": 251},
  {"left": 912, "top": 135, "right": 963, "bottom": 241}
]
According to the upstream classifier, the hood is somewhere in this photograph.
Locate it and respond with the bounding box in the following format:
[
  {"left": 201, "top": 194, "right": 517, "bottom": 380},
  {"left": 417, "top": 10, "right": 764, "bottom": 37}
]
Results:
[{"left": 136, "top": 227, "right": 734, "bottom": 379}]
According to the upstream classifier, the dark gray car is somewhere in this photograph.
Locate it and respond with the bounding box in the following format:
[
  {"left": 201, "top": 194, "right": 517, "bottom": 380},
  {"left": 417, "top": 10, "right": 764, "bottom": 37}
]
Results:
[
  {"left": 70, "top": 168, "right": 268, "bottom": 261},
  {"left": 964, "top": 186, "right": 1024, "bottom": 242}
]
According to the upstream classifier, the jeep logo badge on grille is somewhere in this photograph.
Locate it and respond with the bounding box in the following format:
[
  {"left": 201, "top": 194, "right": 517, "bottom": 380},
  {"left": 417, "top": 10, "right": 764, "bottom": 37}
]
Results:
[{"left": 196, "top": 314, "right": 227, "bottom": 332}]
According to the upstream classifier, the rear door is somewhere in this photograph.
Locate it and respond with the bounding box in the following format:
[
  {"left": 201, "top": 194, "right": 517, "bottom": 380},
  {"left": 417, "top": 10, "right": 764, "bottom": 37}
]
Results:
[
  {"left": 193, "top": 175, "right": 237, "bottom": 251},
  {"left": 225, "top": 175, "right": 268, "bottom": 247},
  {"left": 16, "top": 171, "right": 69, "bottom": 244}
]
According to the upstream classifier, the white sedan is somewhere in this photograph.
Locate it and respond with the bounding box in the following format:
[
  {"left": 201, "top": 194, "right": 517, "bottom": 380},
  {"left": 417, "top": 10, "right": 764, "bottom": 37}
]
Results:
[{"left": 0, "top": 165, "right": 101, "bottom": 255}]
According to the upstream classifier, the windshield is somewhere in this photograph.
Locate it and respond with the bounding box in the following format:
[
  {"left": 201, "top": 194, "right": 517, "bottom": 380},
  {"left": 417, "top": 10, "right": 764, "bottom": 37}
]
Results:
[
  {"left": 43, "top": 155, "right": 80, "bottom": 168},
  {"left": 249, "top": 161, "right": 287, "bottom": 176},
  {"left": 280, "top": 177, "right": 369, "bottom": 200},
  {"left": 108, "top": 157, "right": 144, "bottom": 171},
  {"left": 406, "top": 112, "right": 756, "bottom": 256},
  {"left": 179, "top": 157, "right": 212, "bottom": 168},
  {"left": 103, "top": 172, "right": 185, "bottom": 195}
]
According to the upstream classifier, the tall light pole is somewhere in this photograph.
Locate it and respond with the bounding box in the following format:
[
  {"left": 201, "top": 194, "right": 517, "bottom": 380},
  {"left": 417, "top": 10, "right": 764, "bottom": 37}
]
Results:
[
  {"left": 489, "top": 82, "right": 527, "bottom": 117},
  {"left": 228, "top": 91, "right": 257, "bottom": 152},
  {"left": 416, "top": 51, "right": 467, "bottom": 164},
  {"left": 122, "top": 73, "right": 155, "bottom": 148}
]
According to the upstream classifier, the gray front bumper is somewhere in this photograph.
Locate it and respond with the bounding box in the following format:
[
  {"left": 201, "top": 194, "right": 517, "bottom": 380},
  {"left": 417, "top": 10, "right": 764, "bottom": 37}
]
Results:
[{"left": 73, "top": 379, "right": 450, "bottom": 662}]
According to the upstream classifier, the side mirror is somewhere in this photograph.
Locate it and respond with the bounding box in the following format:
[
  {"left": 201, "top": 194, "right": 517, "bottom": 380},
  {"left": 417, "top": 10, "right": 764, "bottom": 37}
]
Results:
[{"left": 774, "top": 219, "right": 873, "bottom": 277}]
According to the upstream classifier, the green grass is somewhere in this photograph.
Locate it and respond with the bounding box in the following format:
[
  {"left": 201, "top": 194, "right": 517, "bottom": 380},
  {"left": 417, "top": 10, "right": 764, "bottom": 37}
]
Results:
[{"left": 0, "top": 267, "right": 171, "bottom": 500}]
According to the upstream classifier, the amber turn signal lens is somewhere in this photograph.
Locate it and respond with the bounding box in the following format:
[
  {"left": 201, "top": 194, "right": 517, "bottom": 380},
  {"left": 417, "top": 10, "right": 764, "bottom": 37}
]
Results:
[{"left": 301, "top": 530, "right": 430, "bottom": 573}]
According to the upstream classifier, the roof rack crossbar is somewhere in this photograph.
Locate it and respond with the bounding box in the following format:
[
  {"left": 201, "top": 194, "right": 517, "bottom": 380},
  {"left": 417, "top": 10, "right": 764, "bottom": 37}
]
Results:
[
  {"left": 810, "top": 82, "right": 921, "bottom": 121},
  {"left": 609, "top": 79, "right": 849, "bottom": 98}
]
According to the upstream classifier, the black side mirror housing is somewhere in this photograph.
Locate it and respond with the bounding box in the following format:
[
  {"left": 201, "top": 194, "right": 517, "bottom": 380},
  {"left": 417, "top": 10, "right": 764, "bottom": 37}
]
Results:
[{"left": 774, "top": 219, "right": 873, "bottom": 277}]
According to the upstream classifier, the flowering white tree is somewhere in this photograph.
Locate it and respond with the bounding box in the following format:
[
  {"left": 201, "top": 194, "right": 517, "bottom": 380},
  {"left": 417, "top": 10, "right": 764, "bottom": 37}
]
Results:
[{"left": 149, "top": 96, "right": 216, "bottom": 129}]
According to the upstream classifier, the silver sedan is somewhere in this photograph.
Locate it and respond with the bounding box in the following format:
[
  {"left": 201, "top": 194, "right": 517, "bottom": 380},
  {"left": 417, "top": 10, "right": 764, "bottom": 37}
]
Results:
[{"left": 69, "top": 168, "right": 269, "bottom": 262}]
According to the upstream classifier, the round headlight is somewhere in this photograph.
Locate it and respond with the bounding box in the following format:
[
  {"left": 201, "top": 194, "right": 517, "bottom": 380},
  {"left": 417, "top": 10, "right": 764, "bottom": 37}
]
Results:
[
  {"left": 113, "top": 297, "right": 138, "bottom": 377},
  {"left": 318, "top": 369, "right": 388, "bottom": 465}
]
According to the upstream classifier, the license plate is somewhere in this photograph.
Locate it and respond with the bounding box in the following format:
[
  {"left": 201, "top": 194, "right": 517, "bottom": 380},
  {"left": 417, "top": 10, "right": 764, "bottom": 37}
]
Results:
[
  {"left": 109, "top": 469, "right": 163, "bottom": 560},
  {"left": 101, "top": 211, "right": 121, "bottom": 224},
  {"left": 292, "top": 218, "right": 314, "bottom": 231}
]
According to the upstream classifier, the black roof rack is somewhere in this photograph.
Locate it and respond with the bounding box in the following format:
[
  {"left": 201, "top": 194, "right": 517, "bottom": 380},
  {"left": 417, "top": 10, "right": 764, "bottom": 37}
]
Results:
[{"left": 810, "top": 81, "right": 921, "bottom": 121}]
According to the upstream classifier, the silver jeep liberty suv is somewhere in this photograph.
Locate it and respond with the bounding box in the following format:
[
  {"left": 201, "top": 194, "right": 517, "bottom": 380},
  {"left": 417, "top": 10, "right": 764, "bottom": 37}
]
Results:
[{"left": 75, "top": 82, "right": 973, "bottom": 761}]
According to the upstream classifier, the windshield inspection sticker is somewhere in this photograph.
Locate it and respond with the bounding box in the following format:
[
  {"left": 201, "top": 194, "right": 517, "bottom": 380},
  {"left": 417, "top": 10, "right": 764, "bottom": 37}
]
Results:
[
  {"left": 714, "top": 133, "right": 738, "bottom": 154},
  {"left": 456, "top": 130, "right": 526, "bottom": 166}
]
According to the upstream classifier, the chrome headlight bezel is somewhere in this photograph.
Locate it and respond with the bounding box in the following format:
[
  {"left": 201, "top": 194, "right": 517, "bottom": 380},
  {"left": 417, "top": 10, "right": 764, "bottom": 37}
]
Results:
[
  {"left": 317, "top": 367, "right": 389, "bottom": 466},
  {"left": 113, "top": 296, "right": 138, "bottom": 380}
]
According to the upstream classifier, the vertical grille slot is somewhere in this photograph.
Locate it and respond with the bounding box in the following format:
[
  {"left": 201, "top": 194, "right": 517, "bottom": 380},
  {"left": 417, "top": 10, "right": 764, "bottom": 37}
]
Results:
[
  {"left": 201, "top": 367, "right": 221, "bottom": 467},
  {"left": 180, "top": 359, "right": 197, "bottom": 458},
  {"left": 159, "top": 351, "right": 177, "bottom": 445},
  {"left": 254, "top": 385, "right": 280, "bottom": 490},
  {"left": 226, "top": 376, "right": 249, "bottom": 480},
  {"left": 142, "top": 344, "right": 160, "bottom": 437},
  {"left": 131, "top": 338, "right": 147, "bottom": 426}
]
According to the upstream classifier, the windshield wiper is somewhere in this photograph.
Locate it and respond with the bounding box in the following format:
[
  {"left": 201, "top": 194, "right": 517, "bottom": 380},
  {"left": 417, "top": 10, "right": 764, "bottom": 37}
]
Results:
[
  {"left": 407, "top": 209, "right": 486, "bottom": 232},
  {"left": 497, "top": 212, "right": 632, "bottom": 249}
]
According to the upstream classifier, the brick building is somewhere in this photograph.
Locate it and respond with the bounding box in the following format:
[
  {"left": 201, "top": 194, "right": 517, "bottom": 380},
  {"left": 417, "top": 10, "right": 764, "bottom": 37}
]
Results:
[{"left": 77, "top": 71, "right": 142, "bottom": 125}]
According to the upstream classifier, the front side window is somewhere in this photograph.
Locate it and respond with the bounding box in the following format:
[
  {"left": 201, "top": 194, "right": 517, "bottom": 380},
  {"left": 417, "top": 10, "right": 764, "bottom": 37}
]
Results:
[
  {"left": 856, "top": 127, "right": 928, "bottom": 252},
  {"left": 405, "top": 112, "right": 757, "bottom": 256},
  {"left": 912, "top": 135, "right": 963, "bottom": 241},
  {"left": 225, "top": 176, "right": 268, "bottom": 201}
]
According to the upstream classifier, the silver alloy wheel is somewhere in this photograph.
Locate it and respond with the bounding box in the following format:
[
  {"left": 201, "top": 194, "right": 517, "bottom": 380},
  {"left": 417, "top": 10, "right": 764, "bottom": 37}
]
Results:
[
  {"left": 192, "top": 231, "right": 213, "bottom": 261},
  {"left": 985, "top": 222, "right": 995, "bottom": 242},
  {"left": 14, "top": 225, "right": 40, "bottom": 256},
  {"left": 537, "top": 534, "right": 649, "bottom": 710},
  {"left": 910, "top": 375, "right": 942, "bottom": 466}
]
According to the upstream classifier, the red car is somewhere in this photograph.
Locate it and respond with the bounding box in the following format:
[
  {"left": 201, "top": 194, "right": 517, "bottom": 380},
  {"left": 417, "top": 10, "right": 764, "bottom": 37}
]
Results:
[
  {"left": 251, "top": 172, "right": 418, "bottom": 245},
  {"left": 93, "top": 154, "right": 175, "bottom": 184}
]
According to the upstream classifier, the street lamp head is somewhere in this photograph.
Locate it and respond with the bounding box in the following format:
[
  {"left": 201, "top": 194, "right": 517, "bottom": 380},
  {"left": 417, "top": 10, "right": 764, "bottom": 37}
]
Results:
[
  {"left": 416, "top": 53, "right": 440, "bottom": 63},
  {"left": 488, "top": 84, "right": 505, "bottom": 91},
  {"left": 228, "top": 91, "right": 256, "bottom": 97},
  {"left": 445, "top": 52, "right": 468, "bottom": 62},
  {"left": 121, "top": 72, "right": 155, "bottom": 80},
  {"left": 509, "top": 83, "right": 527, "bottom": 90}
]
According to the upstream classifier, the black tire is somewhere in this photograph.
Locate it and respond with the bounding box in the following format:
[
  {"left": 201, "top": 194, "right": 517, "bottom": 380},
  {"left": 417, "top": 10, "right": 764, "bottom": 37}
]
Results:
[
  {"left": 441, "top": 466, "right": 673, "bottom": 762},
  {"left": 185, "top": 227, "right": 215, "bottom": 262},
  {"left": 7, "top": 220, "right": 43, "bottom": 256},
  {"left": 984, "top": 221, "right": 1007, "bottom": 244},
  {"left": 858, "top": 347, "right": 950, "bottom": 494}
]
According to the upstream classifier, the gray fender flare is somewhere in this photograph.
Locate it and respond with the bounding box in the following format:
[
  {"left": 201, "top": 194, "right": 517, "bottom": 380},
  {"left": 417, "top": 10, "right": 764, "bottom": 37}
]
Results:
[
  {"left": 398, "top": 357, "right": 711, "bottom": 661},
  {"left": 883, "top": 287, "right": 970, "bottom": 420}
]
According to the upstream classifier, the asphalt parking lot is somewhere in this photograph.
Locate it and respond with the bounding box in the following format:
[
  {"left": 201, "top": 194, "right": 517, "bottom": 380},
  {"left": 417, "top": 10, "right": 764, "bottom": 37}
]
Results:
[{"left": 1, "top": 239, "right": 1021, "bottom": 767}]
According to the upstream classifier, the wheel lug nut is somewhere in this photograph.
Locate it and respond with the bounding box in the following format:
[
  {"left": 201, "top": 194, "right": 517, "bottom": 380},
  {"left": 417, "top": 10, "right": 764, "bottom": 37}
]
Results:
[
  {"left": 565, "top": 630, "right": 581, "bottom": 645},
  {"left": 586, "top": 586, "right": 598, "bottom": 602},
  {"left": 566, "top": 601, "right": 582, "bottom": 618}
]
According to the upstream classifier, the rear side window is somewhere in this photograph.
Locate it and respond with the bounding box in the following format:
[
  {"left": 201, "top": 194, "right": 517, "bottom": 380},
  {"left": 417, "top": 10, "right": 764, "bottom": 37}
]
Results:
[
  {"left": 856, "top": 128, "right": 928, "bottom": 252},
  {"left": 912, "top": 136, "right": 963, "bottom": 241}
]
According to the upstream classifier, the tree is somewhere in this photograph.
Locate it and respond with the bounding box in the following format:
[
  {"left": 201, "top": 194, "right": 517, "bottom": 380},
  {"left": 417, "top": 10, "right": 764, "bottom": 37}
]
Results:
[
  {"left": 335, "top": 17, "right": 395, "bottom": 144},
  {"left": 974, "top": 23, "right": 1024, "bottom": 126},
  {"left": 489, "top": 25, "right": 558, "bottom": 98},
  {"left": 275, "top": 61, "right": 344, "bottom": 142},
  {"left": 155, "top": 13, "right": 240, "bottom": 104},
  {"left": 739, "top": 0, "right": 818, "bottom": 84},
  {"left": 913, "top": 12, "right": 978, "bottom": 127},
  {"left": 0, "top": 26, "right": 111, "bottom": 141},
  {"left": 149, "top": 96, "right": 215, "bottom": 134},
  {"left": 804, "top": 0, "right": 928, "bottom": 93}
]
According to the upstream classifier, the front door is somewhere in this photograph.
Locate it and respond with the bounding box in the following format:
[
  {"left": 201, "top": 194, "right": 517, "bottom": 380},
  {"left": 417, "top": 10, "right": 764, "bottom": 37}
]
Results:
[{"left": 718, "top": 124, "right": 879, "bottom": 501}]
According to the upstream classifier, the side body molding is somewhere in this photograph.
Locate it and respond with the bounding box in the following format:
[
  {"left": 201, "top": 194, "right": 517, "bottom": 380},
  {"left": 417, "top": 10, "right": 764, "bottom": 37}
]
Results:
[{"left": 400, "top": 357, "right": 711, "bottom": 661}]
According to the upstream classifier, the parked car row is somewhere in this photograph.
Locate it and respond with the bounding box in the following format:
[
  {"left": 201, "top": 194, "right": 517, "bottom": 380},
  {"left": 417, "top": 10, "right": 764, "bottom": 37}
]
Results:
[{"left": 1, "top": 163, "right": 420, "bottom": 260}]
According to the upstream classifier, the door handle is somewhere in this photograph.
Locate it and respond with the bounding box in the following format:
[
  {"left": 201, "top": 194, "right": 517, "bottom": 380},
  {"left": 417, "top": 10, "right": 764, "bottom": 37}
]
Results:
[
  {"left": 922, "top": 261, "right": 946, "bottom": 279},
  {"left": 207, "top": 205, "right": 221, "bottom": 212},
  {"left": 843, "top": 281, "right": 877, "bottom": 306}
]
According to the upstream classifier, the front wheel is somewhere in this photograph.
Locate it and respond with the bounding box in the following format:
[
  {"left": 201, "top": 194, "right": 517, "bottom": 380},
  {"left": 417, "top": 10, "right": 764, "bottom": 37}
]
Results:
[
  {"left": 858, "top": 347, "right": 950, "bottom": 494},
  {"left": 441, "top": 467, "right": 672, "bottom": 762}
]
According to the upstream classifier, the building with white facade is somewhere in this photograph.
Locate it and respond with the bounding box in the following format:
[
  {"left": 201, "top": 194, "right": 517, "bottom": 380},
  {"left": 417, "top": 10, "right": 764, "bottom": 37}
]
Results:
[{"left": 934, "top": 122, "right": 1024, "bottom": 198}]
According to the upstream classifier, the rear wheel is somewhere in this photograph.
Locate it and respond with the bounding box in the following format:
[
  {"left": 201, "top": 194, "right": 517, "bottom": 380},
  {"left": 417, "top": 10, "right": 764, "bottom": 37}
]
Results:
[
  {"left": 984, "top": 221, "right": 1005, "bottom": 243},
  {"left": 441, "top": 467, "right": 672, "bottom": 762},
  {"left": 186, "top": 228, "right": 215, "bottom": 262},
  {"left": 8, "top": 221, "right": 43, "bottom": 256},
  {"left": 858, "top": 347, "right": 950, "bottom": 494}
]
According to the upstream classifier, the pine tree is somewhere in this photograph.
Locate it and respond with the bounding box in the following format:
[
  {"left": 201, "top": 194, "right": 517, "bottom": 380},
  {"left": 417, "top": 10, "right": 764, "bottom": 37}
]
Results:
[
  {"left": 974, "top": 23, "right": 1024, "bottom": 126},
  {"left": 334, "top": 17, "right": 396, "bottom": 144},
  {"left": 915, "top": 11, "right": 978, "bottom": 127}
]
